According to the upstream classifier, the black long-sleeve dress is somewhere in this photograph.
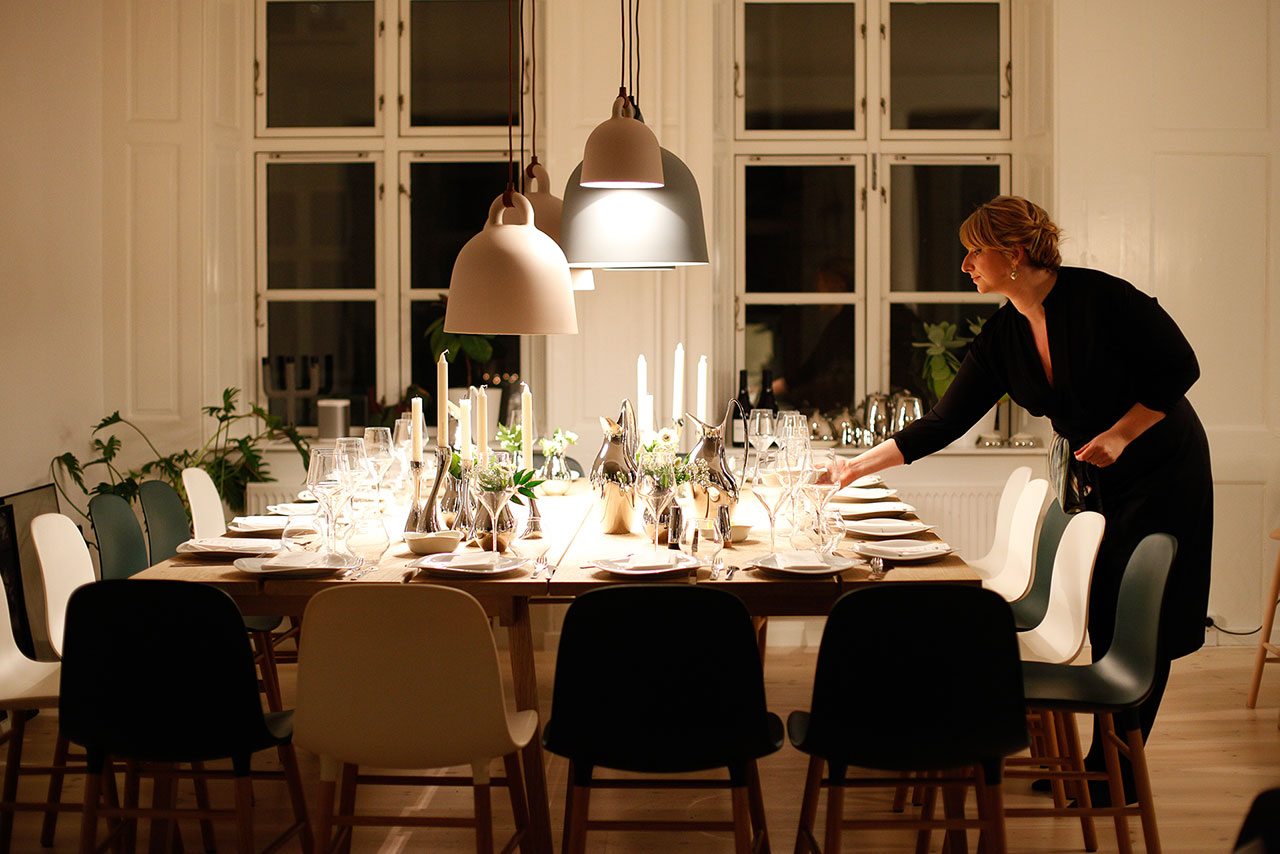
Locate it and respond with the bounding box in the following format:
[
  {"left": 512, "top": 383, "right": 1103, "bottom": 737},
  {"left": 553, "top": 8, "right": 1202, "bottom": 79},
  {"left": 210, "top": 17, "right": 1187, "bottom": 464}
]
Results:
[{"left": 894, "top": 266, "right": 1213, "bottom": 660}]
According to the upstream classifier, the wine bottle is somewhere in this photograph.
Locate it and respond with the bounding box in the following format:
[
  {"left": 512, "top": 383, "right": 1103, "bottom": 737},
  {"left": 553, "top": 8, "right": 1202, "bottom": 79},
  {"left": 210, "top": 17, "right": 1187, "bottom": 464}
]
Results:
[
  {"left": 732, "top": 370, "right": 752, "bottom": 447},
  {"left": 756, "top": 369, "right": 778, "bottom": 414}
]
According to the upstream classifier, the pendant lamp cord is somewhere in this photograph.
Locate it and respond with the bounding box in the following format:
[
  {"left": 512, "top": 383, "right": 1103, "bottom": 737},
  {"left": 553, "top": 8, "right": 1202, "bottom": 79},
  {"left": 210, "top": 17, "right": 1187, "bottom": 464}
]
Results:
[
  {"left": 528, "top": 0, "right": 536, "bottom": 167},
  {"left": 504, "top": 0, "right": 515, "bottom": 206},
  {"left": 633, "top": 0, "right": 640, "bottom": 105},
  {"left": 519, "top": 0, "right": 526, "bottom": 192},
  {"left": 619, "top": 0, "right": 627, "bottom": 90}
]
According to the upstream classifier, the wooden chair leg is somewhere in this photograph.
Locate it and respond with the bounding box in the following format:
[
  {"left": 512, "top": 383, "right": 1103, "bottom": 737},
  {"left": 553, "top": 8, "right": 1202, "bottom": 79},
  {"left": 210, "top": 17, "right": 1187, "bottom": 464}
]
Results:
[
  {"left": 122, "top": 761, "right": 141, "bottom": 854},
  {"left": 1098, "top": 714, "right": 1134, "bottom": 854},
  {"left": 731, "top": 785, "right": 753, "bottom": 854},
  {"left": 79, "top": 770, "right": 102, "bottom": 854},
  {"left": 337, "top": 763, "right": 357, "bottom": 854},
  {"left": 941, "top": 781, "right": 968, "bottom": 854},
  {"left": 915, "top": 771, "right": 939, "bottom": 854},
  {"left": 39, "top": 729, "right": 70, "bottom": 846},
  {"left": 794, "top": 756, "right": 823, "bottom": 854},
  {"left": 823, "top": 778, "right": 844, "bottom": 854},
  {"left": 1246, "top": 546, "right": 1280, "bottom": 708},
  {"left": 1124, "top": 726, "right": 1162, "bottom": 854},
  {"left": 252, "top": 631, "right": 284, "bottom": 713},
  {"left": 746, "top": 760, "right": 771, "bottom": 853},
  {"left": 502, "top": 751, "right": 531, "bottom": 840},
  {"left": 0, "top": 709, "right": 25, "bottom": 851},
  {"left": 277, "top": 742, "right": 314, "bottom": 854},
  {"left": 474, "top": 781, "right": 494, "bottom": 854},
  {"left": 565, "top": 783, "right": 590, "bottom": 854},
  {"left": 189, "top": 760, "right": 218, "bottom": 853},
  {"left": 983, "top": 779, "right": 1008, "bottom": 854},
  {"left": 561, "top": 765, "right": 576, "bottom": 854},
  {"left": 1060, "top": 711, "right": 1099, "bottom": 852},
  {"left": 233, "top": 776, "right": 254, "bottom": 854},
  {"left": 315, "top": 778, "right": 337, "bottom": 854}
]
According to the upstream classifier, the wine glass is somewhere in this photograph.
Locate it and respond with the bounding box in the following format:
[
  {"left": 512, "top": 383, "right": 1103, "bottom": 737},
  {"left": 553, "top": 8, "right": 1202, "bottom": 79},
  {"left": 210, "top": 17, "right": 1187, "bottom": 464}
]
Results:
[
  {"left": 753, "top": 449, "right": 792, "bottom": 554},
  {"left": 335, "top": 437, "right": 372, "bottom": 525},
  {"left": 746, "top": 409, "right": 776, "bottom": 483},
  {"left": 634, "top": 450, "right": 676, "bottom": 554},
  {"left": 803, "top": 449, "right": 842, "bottom": 516},
  {"left": 777, "top": 410, "right": 810, "bottom": 456},
  {"left": 363, "top": 426, "right": 395, "bottom": 511},
  {"left": 819, "top": 507, "right": 845, "bottom": 556},
  {"left": 391, "top": 416, "right": 413, "bottom": 492},
  {"left": 470, "top": 451, "right": 516, "bottom": 554},
  {"left": 306, "top": 448, "right": 348, "bottom": 555}
]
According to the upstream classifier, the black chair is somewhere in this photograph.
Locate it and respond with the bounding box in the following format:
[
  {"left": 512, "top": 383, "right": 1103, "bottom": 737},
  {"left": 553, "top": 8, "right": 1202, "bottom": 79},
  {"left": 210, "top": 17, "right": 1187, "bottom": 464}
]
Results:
[
  {"left": 1004, "top": 533, "right": 1177, "bottom": 853},
  {"left": 1011, "top": 498, "right": 1071, "bottom": 631},
  {"left": 542, "top": 584, "right": 783, "bottom": 853},
  {"left": 88, "top": 493, "right": 149, "bottom": 581},
  {"left": 137, "top": 479, "right": 192, "bottom": 563},
  {"left": 789, "top": 584, "right": 1028, "bottom": 854},
  {"left": 59, "top": 579, "right": 312, "bottom": 854},
  {"left": 1234, "top": 788, "right": 1280, "bottom": 853}
]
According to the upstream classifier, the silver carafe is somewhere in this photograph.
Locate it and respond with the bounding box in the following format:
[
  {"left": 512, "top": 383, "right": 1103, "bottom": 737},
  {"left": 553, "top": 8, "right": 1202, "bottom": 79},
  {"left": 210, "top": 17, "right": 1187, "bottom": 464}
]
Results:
[
  {"left": 685, "top": 401, "right": 740, "bottom": 521},
  {"left": 589, "top": 400, "right": 639, "bottom": 534}
]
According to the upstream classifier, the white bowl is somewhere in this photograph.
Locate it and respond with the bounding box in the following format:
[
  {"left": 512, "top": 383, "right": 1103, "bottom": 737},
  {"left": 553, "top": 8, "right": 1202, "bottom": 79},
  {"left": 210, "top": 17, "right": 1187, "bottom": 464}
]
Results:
[
  {"left": 730, "top": 523, "right": 751, "bottom": 543},
  {"left": 404, "top": 530, "right": 464, "bottom": 556}
]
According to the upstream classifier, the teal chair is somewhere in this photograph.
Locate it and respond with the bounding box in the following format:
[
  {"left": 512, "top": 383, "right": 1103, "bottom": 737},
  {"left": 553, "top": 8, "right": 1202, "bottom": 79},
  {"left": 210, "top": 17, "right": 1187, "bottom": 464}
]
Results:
[
  {"left": 137, "top": 479, "right": 191, "bottom": 562},
  {"left": 1011, "top": 499, "right": 1072, "bottom": 631},
  {"left": 87, "top": 494, "right": 149, "bottom": 581}
]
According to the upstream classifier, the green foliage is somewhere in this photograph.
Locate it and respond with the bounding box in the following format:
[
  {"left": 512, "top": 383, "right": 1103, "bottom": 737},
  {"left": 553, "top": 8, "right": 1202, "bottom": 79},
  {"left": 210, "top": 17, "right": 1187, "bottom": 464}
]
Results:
[
  {"left": 911, "top": 320, "right": 974, "bottom": 403},
  {"left": 495, "top": 422, "right": 523, "bottom": 455},
  {"left": 50, "top": 388, "right": 310, "bottom": 520},
  {"left": 471, "top": 458, "right": 544, "bottom": 506},
  {"left": 366, "top": 384, "right": 430, "bottom": 429},
  {"left": 425, "top": 297, "right": 495, "bottom": 387},
  {"left": 540, "top": 428, "right": 579, "bottom": 457},
  {"left": 508, "top": 469, "right": 544, "bottom": 506}
]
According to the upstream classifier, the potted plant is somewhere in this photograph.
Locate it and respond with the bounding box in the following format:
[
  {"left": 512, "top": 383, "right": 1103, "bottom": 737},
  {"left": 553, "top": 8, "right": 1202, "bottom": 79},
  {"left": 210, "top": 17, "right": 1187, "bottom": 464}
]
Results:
[{"left": 537, "top": 428, "right": 580, "bottom": 494}]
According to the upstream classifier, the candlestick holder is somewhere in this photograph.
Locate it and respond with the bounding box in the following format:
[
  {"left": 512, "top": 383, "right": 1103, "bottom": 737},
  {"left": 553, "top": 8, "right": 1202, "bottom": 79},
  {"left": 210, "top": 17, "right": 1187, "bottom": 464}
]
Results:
[{"left": 405, "top": 447, "right": 449, "bottom": 535}]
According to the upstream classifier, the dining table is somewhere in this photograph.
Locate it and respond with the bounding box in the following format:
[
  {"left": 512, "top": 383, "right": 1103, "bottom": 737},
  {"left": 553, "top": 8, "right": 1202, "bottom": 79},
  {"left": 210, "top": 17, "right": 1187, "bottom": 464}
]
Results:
[{"left": 135, "top": 479, "right": 981, "bottom": 854}]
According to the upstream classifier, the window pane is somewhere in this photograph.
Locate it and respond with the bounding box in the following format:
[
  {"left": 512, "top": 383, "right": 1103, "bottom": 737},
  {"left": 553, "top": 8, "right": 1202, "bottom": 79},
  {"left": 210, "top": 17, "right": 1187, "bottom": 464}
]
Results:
[
  {"left": 889, "top": 162, "right": 1000, "bottom": 292},
  {"left": 266, "top": 1, "right": 376, "bottom": 128},
  {"left": 745, "top": 164, "right": 856, "bottom": 294},
  {"left": 410, "top": 299, "right": 522, "bottom": 428},
  {"left": 746, "top": 304, "right": 857, "bottom": 414},
  {"left": 889, "top": 302, "right": 999, "bottom": 407},
  {"left": 410, "top": 0, "right": 514, "bottom": 127},
  {"left": 744, "top": 3, "right": 857, "bottom": 131},
  {"left": 266, "top": 301, "right": 377, "bottom": 427},
  {"left": 889, "top": 2, "right": 1000, "bottom": 131},
  {"left": 410, "top": 161, "right": 509, "bottom": 290},
  {"left": 267, "top": 162, "right": 376, "bottom": 290}
]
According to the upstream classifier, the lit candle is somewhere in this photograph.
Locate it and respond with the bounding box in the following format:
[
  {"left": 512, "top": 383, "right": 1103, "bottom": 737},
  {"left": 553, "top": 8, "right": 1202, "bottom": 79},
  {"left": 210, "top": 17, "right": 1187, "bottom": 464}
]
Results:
[
  {"left": 636, "top": 354, "right": 647, "bottom": 416},
  {"left": 695, "top": 356, "right": 708, "bottom": 424},
  {"left": 458, "top": 396, "right": 472, "bottom": 462},
  {"left": 410, "top": 396, "right": 423, "bottom": 462},
  {"left": 521, "top": 382, "right": 533, "bottom": 470},
  {"left": 671, "top": 342, "right": 684, "bottom": 424},
  {"left": 436, "top": 350, "right": 449, "bottom": 449},
  {"left": 476, "top": 385, "right": 489, "bottom": 466}
]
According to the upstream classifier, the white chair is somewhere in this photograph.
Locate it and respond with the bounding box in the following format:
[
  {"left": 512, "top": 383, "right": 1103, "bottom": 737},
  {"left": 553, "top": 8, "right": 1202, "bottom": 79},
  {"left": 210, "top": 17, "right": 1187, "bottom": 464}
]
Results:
[
  {"left": 1018, "top": 510, "right": 1106, "bottom": 664},
  {"left": 968, "top": 466, "right": 1032, "bottom": 577},
  {"left": 181, "top": 467, "right": 226, "bottom": 539},
  {"left": 981, "top": 478, "right": 1050, "bottom": 602},
  {"left": 294, "top": 584, "right": 536, "bottom": 854},
  {"left": 28, "top": 513, "right": 97, "bottom": 659}
]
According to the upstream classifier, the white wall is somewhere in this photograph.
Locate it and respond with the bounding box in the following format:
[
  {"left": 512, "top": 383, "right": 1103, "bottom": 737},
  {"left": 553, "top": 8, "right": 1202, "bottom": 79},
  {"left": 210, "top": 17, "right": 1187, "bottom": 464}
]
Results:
[{"left": 0, "top": 1, "right": 106, "bottom": 496}]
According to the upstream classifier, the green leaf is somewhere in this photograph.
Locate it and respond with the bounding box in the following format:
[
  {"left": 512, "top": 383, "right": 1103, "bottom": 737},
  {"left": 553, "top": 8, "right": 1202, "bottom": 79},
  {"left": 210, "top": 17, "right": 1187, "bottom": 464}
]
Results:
[{"left": 93, "top": 412, "right": 123, "bottom": 432}]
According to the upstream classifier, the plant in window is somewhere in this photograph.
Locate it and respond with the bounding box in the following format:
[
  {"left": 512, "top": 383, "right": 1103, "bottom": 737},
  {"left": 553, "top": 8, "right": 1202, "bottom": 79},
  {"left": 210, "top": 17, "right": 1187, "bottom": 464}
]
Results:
[
  {"left": 425, "top": 296, "right": 495, "bottom": 387},
  {"left": 912, "top": 320, "right": 973, "bottom": 402}
]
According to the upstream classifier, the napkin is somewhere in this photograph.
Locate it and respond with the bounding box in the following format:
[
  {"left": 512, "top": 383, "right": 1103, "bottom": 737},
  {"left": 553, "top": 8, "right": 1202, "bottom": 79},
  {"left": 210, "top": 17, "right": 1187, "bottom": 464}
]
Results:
[
  {"left": 774, "top": 550, "right": 828, "bottom": 570},
  {"left": 262, "top": 551, "right": 342, "bottom": 570},
  {"left": 449, "top": 552, "right": 501, "bottom": 569},
  {"left": 265, "top": 502, "right": 319, "bottom": 516},
  {"left": 176, "top": 537, "right": 281, "bottom": 554},
  {"left": 625, "top": 552, "right": 679, "bottom": 570},
  {"left": 886, "top": 543, "right": 948, "bottom": 556},
  {"left": 230, "top": 515, "right": 314, "bottom": 533}
]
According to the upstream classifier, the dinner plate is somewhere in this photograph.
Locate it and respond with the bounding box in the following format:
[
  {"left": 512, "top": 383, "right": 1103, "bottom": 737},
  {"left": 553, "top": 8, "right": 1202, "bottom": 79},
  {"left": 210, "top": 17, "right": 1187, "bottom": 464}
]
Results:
[
  {"left": 232, "top": 554, "right": 356, "bottom": 578},
  {"left": 851, "top": 539, "right": 953, "bottom": 562},
  {"left": 838, "top": 501, "right": 916, "bottom": 519},
  {"left": 265, "top": 502, "right": 319, "bottom": 516},
  {"left": 843, "top": 518, "right": 933, "bottom": 538},
  {"left": 850, "top": 474, "right": 884, "bottom": 488},
  {"left": 833, "top": 485, "right": 899, "bottom": 502},
  {"left": 408, "top": 553, "right": 529, "bottom": 578},
  {"left": 751, "top": 552, "right": 860, "bottom": 577},
  {"left": 228, "top": 515, "right": 315, "bottom": 534},
  {"left": 592, "top": 552, "right": 701, "bottom": 577},
  {"left": 175, "top": 537, "right": 282, "bottom": 557}
]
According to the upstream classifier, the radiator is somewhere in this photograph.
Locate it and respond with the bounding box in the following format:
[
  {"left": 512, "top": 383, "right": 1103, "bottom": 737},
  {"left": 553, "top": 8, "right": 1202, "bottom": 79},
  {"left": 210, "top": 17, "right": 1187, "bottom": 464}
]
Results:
[
  {"left": 892, "top": 485, "right": 1003, "bottom": 561},
  {"left": 245, "top": 482, "right": 303, "bottom": 516}
]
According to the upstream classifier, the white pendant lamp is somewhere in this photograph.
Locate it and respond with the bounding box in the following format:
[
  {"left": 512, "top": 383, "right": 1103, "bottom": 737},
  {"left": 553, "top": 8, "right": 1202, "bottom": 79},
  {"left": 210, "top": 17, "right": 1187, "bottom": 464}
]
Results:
[
  {"left": 580, "top": 89, "right": 664, "bottom": 189},
  {"left": 523, "top": 161, "right": 595, "bottom": 290},
  {"left": 561, "top": 146, "right": 709, "bottom": 270}
]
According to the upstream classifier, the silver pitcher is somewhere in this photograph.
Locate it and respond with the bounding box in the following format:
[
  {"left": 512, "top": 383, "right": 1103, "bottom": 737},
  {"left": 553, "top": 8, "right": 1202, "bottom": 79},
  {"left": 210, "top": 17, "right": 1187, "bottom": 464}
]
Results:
[
  {"left": 684, "top": 401, "right": 740, "bottom": 521},
  {"left": 864, "top": 393, "right": 891, "bottom": 443},
  {"left": 589, "top": 400, "right": 639, "bottom": 534}
]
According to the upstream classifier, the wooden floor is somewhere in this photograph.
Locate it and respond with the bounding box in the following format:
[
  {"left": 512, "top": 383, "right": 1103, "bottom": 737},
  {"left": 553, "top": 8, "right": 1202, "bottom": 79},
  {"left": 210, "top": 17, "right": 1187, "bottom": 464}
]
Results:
[{"left": 5, "top": 644, "right": 1279, "bottom": 853}]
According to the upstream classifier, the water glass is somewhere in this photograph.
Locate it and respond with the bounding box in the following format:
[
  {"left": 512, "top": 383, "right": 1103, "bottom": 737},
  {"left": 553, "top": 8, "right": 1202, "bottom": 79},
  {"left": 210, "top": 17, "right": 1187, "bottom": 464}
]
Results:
[
  {"left": 746, "top": 409, "right": 776, "bottom": 483},
  {"left": 306, "top": 448, "right": 348, "bottom": 555},
  {"left": 363, "top": 426, "right": 395, "bottom": 508},
  {"left": 753, "top": 449, "right": 792, "bottom": 554}
]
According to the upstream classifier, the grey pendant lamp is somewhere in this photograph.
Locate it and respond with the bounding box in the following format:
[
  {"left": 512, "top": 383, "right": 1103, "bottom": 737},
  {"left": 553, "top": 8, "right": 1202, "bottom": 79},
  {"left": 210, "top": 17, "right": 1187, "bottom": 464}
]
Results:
[{"left": 445, "top": 0, "right": 577, "bottom": 334}]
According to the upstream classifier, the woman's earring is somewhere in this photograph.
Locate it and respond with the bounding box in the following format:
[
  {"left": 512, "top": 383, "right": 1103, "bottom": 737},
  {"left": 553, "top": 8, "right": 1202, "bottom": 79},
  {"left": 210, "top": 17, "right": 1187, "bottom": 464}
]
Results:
[{"left": 1010, "top": 266, "right": 1018, "bottom": 280}]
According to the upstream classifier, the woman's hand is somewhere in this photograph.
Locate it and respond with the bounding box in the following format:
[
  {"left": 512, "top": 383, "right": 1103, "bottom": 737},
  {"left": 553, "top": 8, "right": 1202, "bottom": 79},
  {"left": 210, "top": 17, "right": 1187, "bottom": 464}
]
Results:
[
  {"left": 1073, "top": 430, "right": 1129, "bottom": 467},
  {"left": 837, "top": 440, "right": 905, "bottom": 486}
]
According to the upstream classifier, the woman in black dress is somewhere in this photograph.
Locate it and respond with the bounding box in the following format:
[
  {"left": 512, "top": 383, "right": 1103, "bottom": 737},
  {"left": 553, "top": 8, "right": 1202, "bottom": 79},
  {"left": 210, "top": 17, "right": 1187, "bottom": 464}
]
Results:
[{"left": 839, "top": 195, "right": 1213, "bottom": 802}]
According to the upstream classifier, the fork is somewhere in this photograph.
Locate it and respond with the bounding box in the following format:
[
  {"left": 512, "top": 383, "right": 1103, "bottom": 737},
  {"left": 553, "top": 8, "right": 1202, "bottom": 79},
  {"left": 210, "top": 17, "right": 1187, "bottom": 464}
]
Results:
[
  {"left": 532, "top": 555, "right": 549, "bottom": 579},
  {"left": 711, "top": 556, "right": 724, "bottom": 581},
  {"left": 869, "top": 556, "right": 887, "bottom": 580}
]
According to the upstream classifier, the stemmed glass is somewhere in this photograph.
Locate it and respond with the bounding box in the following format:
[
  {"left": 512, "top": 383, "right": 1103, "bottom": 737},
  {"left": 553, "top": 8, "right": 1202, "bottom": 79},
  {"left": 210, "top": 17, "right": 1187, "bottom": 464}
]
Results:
[
  {"left": 634, "top": 450, "right": 676, "bottom": 554},
  {"left": 391, "top": 416, "right": 413, "bottom": 493},
  {"left": 363, "top": 427, "right": 395, "bottom": 511},
  {"left": 470, "top": 451, "right": 516, "bottom": 554},
  {"left": 746, "top": 409, "right": 776, "bottom": 484},
  {"left": 803, "top": 449, "right": 842, "bottom": 517},
  {"left": 753, "top": 449, "right": 792, "bottom": 554},
  {"left": 306, "top": 448, "right": 348, "bottom": 555}
]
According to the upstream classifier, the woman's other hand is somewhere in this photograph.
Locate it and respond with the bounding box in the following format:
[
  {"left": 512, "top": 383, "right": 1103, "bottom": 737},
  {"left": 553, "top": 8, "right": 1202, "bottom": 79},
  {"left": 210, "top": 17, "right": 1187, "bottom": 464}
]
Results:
[{"left": 1073, "top": 430, "right": 1129, "bottom": 467}]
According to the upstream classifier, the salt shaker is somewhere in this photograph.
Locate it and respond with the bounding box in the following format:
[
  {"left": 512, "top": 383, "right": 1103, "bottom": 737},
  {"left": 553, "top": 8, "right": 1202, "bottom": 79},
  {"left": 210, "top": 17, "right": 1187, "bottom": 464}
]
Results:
[{"left": 667, "top": 505, "right": 685, "bottom": 551}]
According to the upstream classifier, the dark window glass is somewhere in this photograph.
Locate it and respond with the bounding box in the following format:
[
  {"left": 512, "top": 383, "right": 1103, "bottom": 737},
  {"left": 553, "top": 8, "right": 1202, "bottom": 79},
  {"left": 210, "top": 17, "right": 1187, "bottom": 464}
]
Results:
[
  {"left": 266, "top": 1, "right": 376, "bottom": 128},
  {"left": 889, "top": 2, "right": 1000, "bottom": 130},
  {"left": 410, "top": 0, "right": 514, "bottom": 127},
  {"left": 746, "top": 303, "right": 857, "bottom": 414},
  {"left": 889, "top": 163, "right": 1000, "bottom": 292},
  {"left": 745, "top": 164, "right": 856, "bottom": 294},
  {"left": 410, "top": 160, "right": 509, "bottom": 290},
  {"left": 266, "top": 301, "right": 377, "bottom": 427},
  {"left": 889, "top": 301, "right": 999, "bottom": 407},
  {"left": 410, "top": 299, "right": 522, "bottom": 427},
  {"left": 267, "top": 162, "right": 376, "bottom": 290},
  {"left": 744, "top": 3, "right": 857, "bottom": 131}
]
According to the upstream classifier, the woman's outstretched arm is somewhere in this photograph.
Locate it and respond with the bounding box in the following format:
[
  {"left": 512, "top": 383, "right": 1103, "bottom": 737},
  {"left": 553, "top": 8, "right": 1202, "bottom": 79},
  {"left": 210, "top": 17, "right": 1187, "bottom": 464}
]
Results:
[{"left": 837, "top": 439, "right": 906, "bottom": 487}]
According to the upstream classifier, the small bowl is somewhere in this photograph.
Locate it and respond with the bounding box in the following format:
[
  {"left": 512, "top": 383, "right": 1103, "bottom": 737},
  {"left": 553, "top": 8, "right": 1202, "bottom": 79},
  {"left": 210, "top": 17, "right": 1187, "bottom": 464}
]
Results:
[
  {"left": 730, "top": 523, "right": 752, "bottom": 543},
  {"left": 404, "top": 530, "right": 464, "bottom": 556}
]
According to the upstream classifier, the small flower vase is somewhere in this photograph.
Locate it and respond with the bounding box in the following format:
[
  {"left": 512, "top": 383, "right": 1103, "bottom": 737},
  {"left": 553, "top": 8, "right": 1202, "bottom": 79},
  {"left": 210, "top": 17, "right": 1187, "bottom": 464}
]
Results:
[{"left": 536, "top": 451, "right": 574, "bottom": 496}]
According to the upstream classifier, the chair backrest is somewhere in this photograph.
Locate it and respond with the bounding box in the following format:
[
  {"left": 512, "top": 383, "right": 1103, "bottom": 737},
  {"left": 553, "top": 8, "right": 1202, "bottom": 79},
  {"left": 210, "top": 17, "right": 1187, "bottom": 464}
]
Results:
[
  {"left": 29, "top": 513, "right": 97, "bottom": 658},
  {"left": 0, "top": 504, "right": 37, "bottom": 658},
  {"left": 544, "top": 584, "right": 777, "bottom": 774},
  {"left": 803, "top": 584, "right": 1028, "bottom": 771},
  {"left": 295, "top": 585, "right": 516, "bottom": 770},
  {"left": 983, "top": 478, "right": 1049, "bottom": 602},
  {"left": 969, "top": 466, "right": 1032, "bottom": 574},
  {"left": 1011, "top": 499, "right": 1071, "bottom": 630},
  {"left": 182, "top": 467, "right": 226, "bottom": 539},
  {"left": 1, "top": 485, "right": 61, "bottom": 660},
  {"left": 137, "top": 480, "right": 192, "bottom": 562},
  {"left": 88, "top": 494, "right": 149, "bottom": 580},
  {"left": 1017, "top": 510, "right": 1105, "bottom": 664},
  {"left": 59, "top": 579, "right": 269, "bottom": 763},
  {"left": 1099, "top": 533, "right": 1177, "bottom": 703}
]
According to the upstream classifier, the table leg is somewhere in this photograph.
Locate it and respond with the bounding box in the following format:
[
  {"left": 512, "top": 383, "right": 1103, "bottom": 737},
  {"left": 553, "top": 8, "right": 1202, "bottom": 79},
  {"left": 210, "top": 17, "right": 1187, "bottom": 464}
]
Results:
[{"left": 508, "top": 597, "right": 553, "bottom": 854}]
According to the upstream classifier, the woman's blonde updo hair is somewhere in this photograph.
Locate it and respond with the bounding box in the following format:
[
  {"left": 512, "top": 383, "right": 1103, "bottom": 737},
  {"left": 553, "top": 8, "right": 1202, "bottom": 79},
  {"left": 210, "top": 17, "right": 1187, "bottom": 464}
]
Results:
[{"left": 959, "top": 195, "right": 1062, "bottom": 271}]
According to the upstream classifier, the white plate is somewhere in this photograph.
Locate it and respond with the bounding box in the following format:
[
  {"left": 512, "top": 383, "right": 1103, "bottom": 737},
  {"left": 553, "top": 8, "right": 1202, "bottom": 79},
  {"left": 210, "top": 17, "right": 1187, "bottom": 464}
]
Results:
[
  {"left": 232, "top": 554, "right": 355, "bottom": 578},
  {"left": 834, "top": 486, "right": 899, "bottom": 502},
  {"left": 851, "top": 474, "right": 884, "bottom": 488},
  {"left": 175, "top": 537, "right": 282, "bottom": 557},
  {"left": 592, "top": 552, "right": 701, "bottom": 577},
  {"left": 228, "top": 515, "right": 316, "bottom": 534},
  {"left": 843, "top": 518, "right": 933, "bottom": 538},
  {"left": 751, "top": 552, "right": 860, "bottom": 577},
  {"left": 839, "top": 501, "right": 916, "bottom": 519},
  {"left": 266, "top": 502, "right": 319, "bottom": 516},
  {"left": 408, "top": 553, "right": 529, "bottom": 578},
  {"left": 852, "top": 539, "right": 953, "bottom": 562}
]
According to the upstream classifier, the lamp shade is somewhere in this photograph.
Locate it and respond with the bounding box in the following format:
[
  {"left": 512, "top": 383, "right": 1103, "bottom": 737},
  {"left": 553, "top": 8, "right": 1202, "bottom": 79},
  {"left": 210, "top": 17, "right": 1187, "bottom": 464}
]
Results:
[
  {"left": 445, "top": 192, "right": 578, "bottom": 335},
  {"left": 522, "top": 162, "right": 595, "bottom": 290},
  {"left": 561, "top": 147, "right": 709, "bottom": 269},
  {"left": 580, "top": 95, "right": 664, "bottom": 189}
]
